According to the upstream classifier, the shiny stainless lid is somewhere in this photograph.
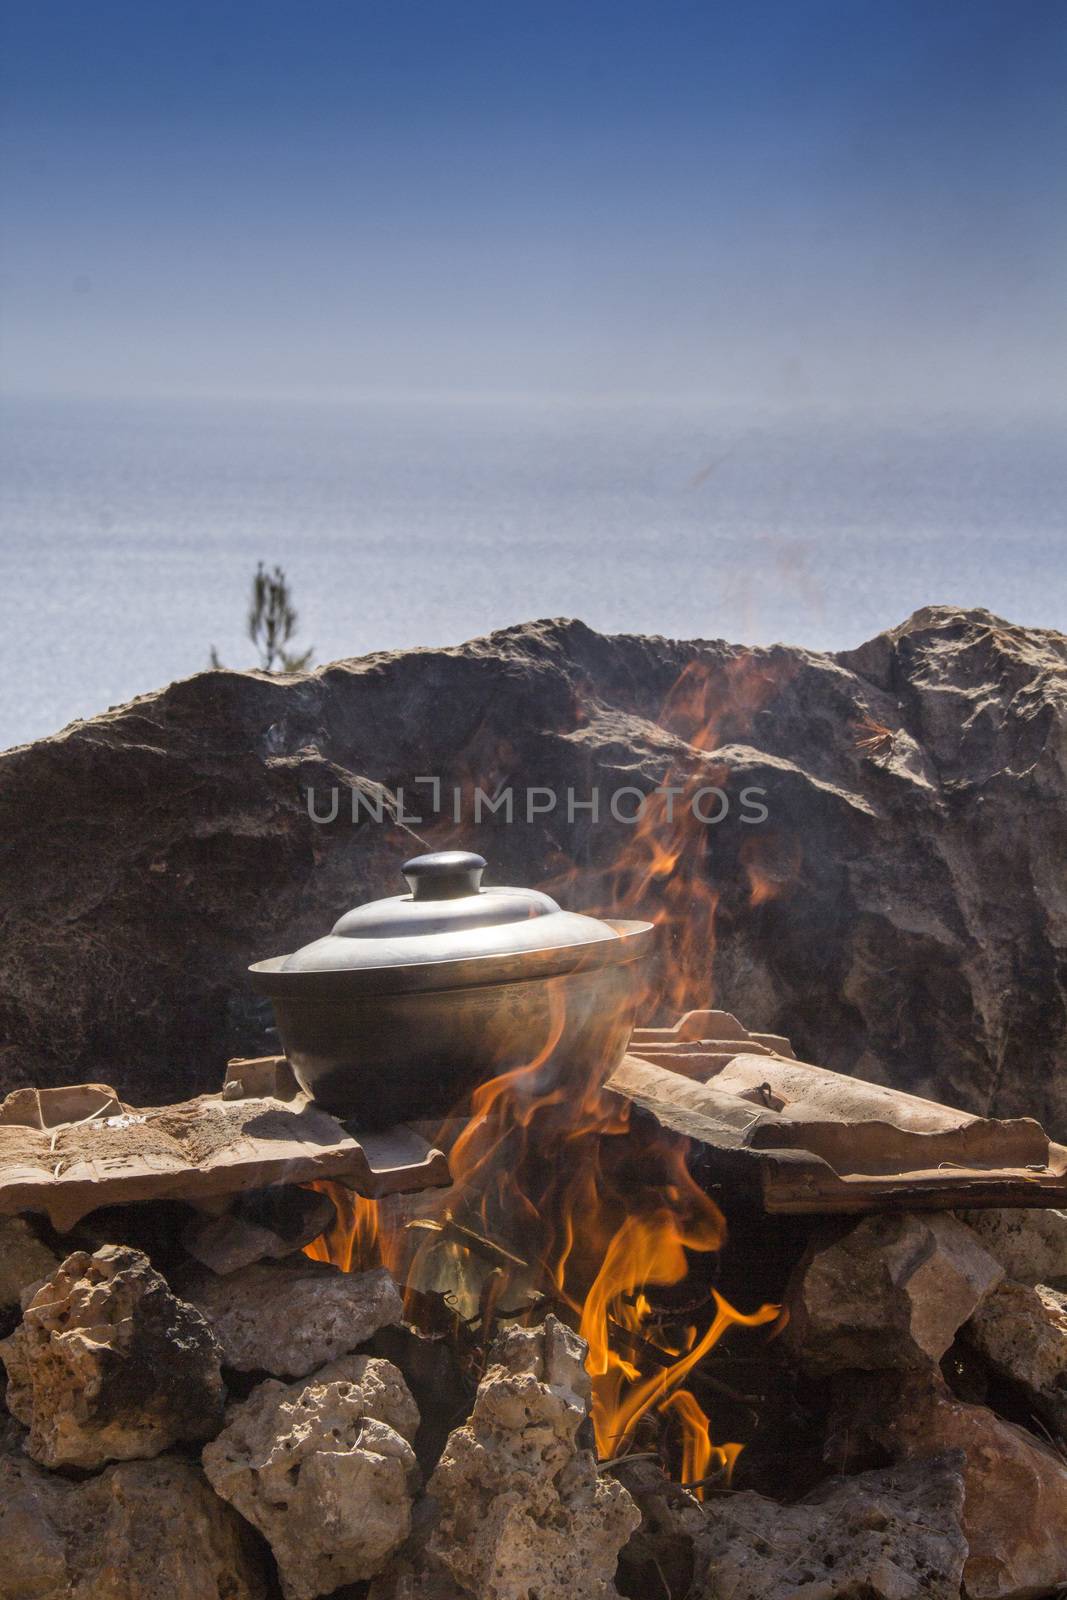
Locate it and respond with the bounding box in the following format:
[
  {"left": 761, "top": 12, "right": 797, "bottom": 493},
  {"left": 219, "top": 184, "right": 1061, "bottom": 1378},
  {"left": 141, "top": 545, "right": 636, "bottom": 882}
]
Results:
[{"left": 250, "top": 850, "right": 625, "bottom": 988}]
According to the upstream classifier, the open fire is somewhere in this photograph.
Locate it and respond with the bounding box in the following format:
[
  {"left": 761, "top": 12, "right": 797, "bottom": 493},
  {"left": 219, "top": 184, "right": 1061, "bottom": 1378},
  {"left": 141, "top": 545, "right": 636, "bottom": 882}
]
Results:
[
  {"left": 304, "top": 658, "right": 788, "bottom": 1496},
  {"left": 307, "top": 1033, "right": 781, "bottom": 1495}
]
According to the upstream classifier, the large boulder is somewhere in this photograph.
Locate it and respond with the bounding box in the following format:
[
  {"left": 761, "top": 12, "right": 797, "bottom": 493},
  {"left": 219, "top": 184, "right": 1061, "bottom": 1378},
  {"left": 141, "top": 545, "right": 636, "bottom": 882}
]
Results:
[
  {"left": 0, "top": 1243, "right": 224, "bottom": 1469},
  {"left": 202, "top": 1354, "right": 420, "bottom": 1600},
  {"left": 0, "top": 1448, "right": 267, "bottom": 1600},
  {"left": 425, "top": 1315, "right": 640, "bottom": 1600},
  {"left": 1, "top": 607, "right": 1066, "bottom": 1132}
]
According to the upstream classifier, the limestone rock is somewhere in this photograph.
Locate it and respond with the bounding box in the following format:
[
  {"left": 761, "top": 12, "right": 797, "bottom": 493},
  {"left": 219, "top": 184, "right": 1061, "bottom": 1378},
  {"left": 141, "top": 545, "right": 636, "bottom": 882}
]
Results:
[
  {"left": 0, "top": 1216, "right": 58, "bottom": 1318},
  {"left": 426, "top": 1315, "right": 640, "bottom": 1600},
  {"left": 967, "top": 1278, "right": 1067, "bottom": 1440},
  {"left": 203, "top": 1355, "right": 420, "bottom": 1600},
  {"left": 785, "top": 1211, "right": 1004, "bottom": 1373},
  {"left": 959, "top": 1208, "right": 1067, "bottom": 1288},
  {"left": 838, "top": 1369, "right": 1067, "bottom": 1599},
  {"left": 183, "top": 1183, "right": 337, "bottom": 1274},
  {"left": 4, "top": 608, "right": 1067, "bottom": 1143},
  {"left": 0, "top": 1448, "right": 267, "bottom": 1599},
  {"left": 184, "top": 1257, "right": 402, "bottom": 1375},
  {"left": 694, "top": 1454, "right": 968, "bottom": 1600},
  {"left": 312, "top": 1349, "right": 422, "bottom": 1443},
  {"left": 0, "top": 1243, "right": 224, "bottom": 1468}
]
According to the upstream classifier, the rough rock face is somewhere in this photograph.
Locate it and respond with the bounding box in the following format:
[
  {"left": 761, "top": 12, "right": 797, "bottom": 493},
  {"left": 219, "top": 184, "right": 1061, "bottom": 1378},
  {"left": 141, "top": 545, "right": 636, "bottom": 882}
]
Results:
[
  {"left": 2, "top": 607, "right": 1066, "bottom": 1135},
  {"left": 835, "top": 1369, "right": 1067, "bottom": 1600},
  {"left": 425, "top": 1315, "right": 640, "bottom": 1600},
  {"left": 967, "top": 1279, "right": 1067, "bottom": 1440},
  {"left": 0, "top": 1243, "right": 224, "bottom": 1468},
  {"left": 784, "top": 1211, "right": 1003, "bottom": 1373},
  {"left": 203, "top": 1355, "right": 419, "bottom": 1600},
  {"left": 694, "top": 1454, "right": 969, "bottom": 1600},
  {"left": 960, "top": 1207, "right": 1067, "bottom": 1287},
  {"left": 184, "top": 1258, "right": 403, "bottom": 1375},
  {"left": 0, "top": 1448, "right": 267, "bottom": 1599}
]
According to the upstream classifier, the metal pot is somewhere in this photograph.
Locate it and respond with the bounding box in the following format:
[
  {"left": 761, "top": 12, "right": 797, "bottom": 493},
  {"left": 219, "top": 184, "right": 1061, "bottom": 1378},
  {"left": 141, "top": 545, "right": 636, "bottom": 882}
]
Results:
[{"left": 250, "top": 850, "right": 654, "bottom": 1126}]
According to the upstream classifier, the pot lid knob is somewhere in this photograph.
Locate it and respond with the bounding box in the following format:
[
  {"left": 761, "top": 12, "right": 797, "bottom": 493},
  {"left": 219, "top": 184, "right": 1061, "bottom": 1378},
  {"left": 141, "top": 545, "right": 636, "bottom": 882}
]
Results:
[{"left": 402, "top": 850, "right": 486, "bottom": 901}]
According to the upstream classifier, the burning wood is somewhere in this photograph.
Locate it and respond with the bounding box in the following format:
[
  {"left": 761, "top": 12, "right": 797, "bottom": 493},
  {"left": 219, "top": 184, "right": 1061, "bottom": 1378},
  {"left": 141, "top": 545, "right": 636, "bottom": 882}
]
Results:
[
  {"left": 306, "top": 1024, "right": 783, "bottom": 1495},
  {"left": 297, "top": 1006, "right": 1067, "bottom": 1514}
]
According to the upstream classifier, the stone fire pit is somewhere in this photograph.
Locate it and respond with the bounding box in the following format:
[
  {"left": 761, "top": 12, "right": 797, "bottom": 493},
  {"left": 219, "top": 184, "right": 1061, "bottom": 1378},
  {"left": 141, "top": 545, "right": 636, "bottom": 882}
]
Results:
[{"left": 2, "top": 1012, "right": 1067, "bottom": 1599}]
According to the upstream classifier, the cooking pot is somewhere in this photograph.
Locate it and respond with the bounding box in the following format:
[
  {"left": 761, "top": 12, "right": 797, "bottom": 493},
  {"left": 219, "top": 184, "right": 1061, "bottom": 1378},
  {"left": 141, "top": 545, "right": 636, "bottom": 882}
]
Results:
[{"left": 249, "top": 850, "right": 654, "bottom": 1126}]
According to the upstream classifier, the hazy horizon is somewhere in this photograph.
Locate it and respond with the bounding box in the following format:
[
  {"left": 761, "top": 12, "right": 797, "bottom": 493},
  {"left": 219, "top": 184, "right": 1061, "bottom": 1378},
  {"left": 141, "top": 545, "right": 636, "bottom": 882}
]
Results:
[
  {"left": 2, "top": 3, "right": 1064, "bottom": 747},
  {"left": 3, "top": 389, "right": 1064, "bottom": 749}
]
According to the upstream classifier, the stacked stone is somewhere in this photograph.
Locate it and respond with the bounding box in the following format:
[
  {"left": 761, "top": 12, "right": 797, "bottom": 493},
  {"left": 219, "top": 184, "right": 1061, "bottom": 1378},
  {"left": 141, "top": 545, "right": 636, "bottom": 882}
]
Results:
[{"left": 0, "top": 1208, "right": 413, "bottom": 1600}]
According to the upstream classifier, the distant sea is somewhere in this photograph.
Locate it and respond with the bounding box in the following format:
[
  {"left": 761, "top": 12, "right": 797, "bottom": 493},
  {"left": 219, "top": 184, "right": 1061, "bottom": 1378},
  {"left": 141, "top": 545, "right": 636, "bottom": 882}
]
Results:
[{"left": 1, "top": 391, "right": 1064, "bottom": 750}]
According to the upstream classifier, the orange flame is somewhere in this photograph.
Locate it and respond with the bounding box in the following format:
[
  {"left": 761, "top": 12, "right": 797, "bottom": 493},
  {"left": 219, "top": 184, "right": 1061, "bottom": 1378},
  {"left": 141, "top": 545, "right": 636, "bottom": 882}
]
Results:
[
  {"left": 304, "top": 1182, "right": 403, "bottom": 1277},
  {"left": 659, "top": 1389, "right": 743, "bottom": 1498},
  {"left": 307, "top": 1032, "right": 778, "bottom": 1484},
  {"left": 535, "top": 649, "right": 792, "bottom": 1023}
]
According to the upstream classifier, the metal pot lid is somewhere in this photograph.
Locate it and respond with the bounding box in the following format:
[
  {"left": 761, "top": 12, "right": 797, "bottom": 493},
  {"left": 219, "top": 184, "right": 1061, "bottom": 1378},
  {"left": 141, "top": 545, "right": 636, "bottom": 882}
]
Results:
[{"left": 250, "top": 851, "right": 621, "bottom": 984}]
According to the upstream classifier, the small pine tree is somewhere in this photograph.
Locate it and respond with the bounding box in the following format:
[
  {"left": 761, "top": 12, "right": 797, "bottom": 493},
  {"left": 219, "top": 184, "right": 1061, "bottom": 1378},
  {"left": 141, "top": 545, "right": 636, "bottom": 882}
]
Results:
[{"left": 209, "top": 562, "right": 314, "bottom": 672}]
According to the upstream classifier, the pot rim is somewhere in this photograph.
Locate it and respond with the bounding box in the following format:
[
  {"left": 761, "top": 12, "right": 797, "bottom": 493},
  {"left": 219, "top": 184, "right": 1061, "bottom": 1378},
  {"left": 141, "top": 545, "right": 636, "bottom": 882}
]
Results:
[{"left": 250, "top": 917, "right": 655, "bottom": 1000}]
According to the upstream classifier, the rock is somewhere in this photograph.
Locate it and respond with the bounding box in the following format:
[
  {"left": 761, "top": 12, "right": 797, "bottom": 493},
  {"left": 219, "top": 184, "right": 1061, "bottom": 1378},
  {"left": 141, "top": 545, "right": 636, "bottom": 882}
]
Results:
[
  {"left": 0, "top": 1216, "right": 58, "bottom": 1320},
  {"left": 203, "top": 1355, "right": 420, "bottom": 1600},
  {"left": 312, "top": 1349, "right": 422, "bottom": 1443},
  {"left": 425, "top": 1314, "right": 640, "bottom": 1600},
  {"left": 693, "top": 1454, "right": 968, "bottom": 1600},
  {"left": 959, "top": 1208, "right": 1067, "bottom": 1287},
  {"left": 967, "top": 1278, "right": 1067, "bottom": 1440},
  {"left": 833, "top": 1369, "right": 1067, "bottom": 1599},
  {"left": 183, "top": 1183, "right": 337, "bottom": 1274},
  {"left": 2, "top": 607, "right": 1067, "bottom": 1140},
  {"left": 0, "top": 1243, "right": 224, "bottom": 1468},
  {"left": 784, "top": 1211, "right": 1004, "bottom": 1373},
  {"left": 184, "top": 1258, "right": 403, "bottom": 1376},
  {"left": 0, "top": 1447, "right": 267, "bottom": 1599}
]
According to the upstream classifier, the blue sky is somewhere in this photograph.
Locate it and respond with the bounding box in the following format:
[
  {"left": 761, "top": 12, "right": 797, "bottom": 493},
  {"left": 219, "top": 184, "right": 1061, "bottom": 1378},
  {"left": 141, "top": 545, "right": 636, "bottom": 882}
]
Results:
[{"left": 3, "top": 0, "right": 1065, "bottom": 410}]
